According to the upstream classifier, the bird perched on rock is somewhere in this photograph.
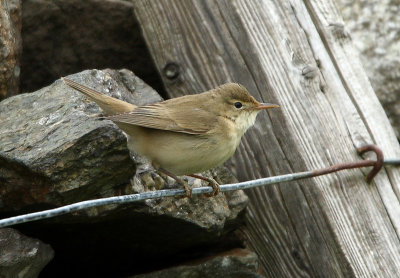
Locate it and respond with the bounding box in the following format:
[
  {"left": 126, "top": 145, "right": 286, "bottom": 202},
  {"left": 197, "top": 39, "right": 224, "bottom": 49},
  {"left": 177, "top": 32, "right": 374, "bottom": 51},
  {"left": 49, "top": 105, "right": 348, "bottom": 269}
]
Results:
[{"left": 62, "top": 78, "right": 278, "bottom": 197}]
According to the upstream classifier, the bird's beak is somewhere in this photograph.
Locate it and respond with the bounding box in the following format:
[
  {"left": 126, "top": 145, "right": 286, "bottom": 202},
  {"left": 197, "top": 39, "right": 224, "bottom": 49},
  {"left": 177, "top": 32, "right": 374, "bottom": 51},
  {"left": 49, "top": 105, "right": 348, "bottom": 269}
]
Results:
[{"left": 255, "top": 102, "right": 280, "bottom": 110}]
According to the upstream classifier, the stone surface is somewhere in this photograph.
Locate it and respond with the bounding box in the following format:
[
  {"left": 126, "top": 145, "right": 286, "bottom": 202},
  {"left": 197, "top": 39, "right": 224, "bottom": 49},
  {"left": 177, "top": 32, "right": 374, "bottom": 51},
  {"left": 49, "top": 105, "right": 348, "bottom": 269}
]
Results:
[
  {"left": 0, "top": 0, "right": 22, "bottom": 100},
  {"left": 0, "top": 69, "right": 161, "bottom": 211},
  {"left": 0, "top": 228, "right": 54, "bottom": 278},
  {"left": 133, "top": 166, "right": 248, "bottom": 230},
  {"left": 0, "top": 69, "right": 249, "bottom": 277},
  {"left": 337, "top": 0, "right": 400, "bottom": 138},
  {"left": 132, "top": 248, "right": 263, "bottom": 278},
  {"left": 20, "top": 0, "right": 164, "bottom": 96},
  {"left": 23, "top": 163, "right": 249, "bottom": 277}
]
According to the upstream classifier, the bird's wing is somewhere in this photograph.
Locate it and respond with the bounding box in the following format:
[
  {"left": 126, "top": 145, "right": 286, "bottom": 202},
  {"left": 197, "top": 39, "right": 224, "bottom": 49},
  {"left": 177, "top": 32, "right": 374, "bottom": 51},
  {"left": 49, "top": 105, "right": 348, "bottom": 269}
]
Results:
[{"left": 106, "top": 102, "right": 216, "bottom": 135}]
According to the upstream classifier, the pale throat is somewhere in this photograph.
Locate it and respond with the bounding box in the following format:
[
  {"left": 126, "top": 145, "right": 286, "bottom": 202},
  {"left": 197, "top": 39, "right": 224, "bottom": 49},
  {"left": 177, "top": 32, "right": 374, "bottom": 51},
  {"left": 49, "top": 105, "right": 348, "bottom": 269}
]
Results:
[{"left": 235, "top": 110, "right": 259, "bottom": 135}]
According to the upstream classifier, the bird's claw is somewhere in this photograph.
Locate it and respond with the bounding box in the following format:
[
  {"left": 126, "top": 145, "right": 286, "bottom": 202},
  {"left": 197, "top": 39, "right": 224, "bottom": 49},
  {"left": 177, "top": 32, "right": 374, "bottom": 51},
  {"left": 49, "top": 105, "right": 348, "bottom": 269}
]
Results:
[
  {"left": 182, "top": 182, "right": 193, "bottom": 198},
  {"left": 203, "top": 179, "right": 220, "bottom": 197},
  {"left": 175, "top": 180, "right": 192, "bottom": 199}
]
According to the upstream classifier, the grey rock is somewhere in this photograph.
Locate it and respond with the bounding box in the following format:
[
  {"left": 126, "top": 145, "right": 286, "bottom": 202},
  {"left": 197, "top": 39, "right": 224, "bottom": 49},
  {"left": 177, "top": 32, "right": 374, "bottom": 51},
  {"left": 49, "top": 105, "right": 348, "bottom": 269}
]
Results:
[
  {"left": 337, "top": 0, "right": 400, "bottom": 138},
  {"left": 0, "top": 69, "right": 249, "bottom": 277},
  {"left": 0, "top": 0, "right": 21, "bottom": 100},
  {"left": 0, "top": 228, "right": 54, "bottom": 278},
  {"left": 0, "top": 68, "right": 161, "bottom": 211},
  {"left": 133, "top": 166, "right": 249, "bottom": 231},
  {"left": 132, "top": 248, "right": 264, "bottom": 278}
]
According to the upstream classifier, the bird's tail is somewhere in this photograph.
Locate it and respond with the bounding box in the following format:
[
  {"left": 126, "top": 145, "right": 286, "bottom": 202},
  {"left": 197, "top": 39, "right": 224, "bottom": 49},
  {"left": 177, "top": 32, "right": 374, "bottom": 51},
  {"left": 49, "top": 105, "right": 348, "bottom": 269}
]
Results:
[{"left": 62, "top": 77, "right": 136, "bottom": 115}]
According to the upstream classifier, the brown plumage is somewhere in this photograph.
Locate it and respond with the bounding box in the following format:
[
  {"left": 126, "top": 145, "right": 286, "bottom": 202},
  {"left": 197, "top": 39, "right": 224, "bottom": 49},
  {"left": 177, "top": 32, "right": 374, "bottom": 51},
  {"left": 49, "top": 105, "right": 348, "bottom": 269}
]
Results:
[{"left": 62, "top": 78, "right": 278, "bottom": 197}]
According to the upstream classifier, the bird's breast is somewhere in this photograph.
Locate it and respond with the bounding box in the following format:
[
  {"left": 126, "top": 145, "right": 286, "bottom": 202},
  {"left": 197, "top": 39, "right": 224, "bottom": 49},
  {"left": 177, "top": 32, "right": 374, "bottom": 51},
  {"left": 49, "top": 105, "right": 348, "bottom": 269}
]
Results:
[{"left": 126, "top": 125, "right": 240, "bottom": 176}]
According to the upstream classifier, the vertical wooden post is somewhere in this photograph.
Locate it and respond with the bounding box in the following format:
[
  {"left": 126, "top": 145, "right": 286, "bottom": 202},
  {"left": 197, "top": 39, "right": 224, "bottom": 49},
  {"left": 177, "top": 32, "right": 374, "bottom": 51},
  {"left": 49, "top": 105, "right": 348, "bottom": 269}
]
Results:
[{"left": 132, "top": 1, "right": 400, "bottom": 276}]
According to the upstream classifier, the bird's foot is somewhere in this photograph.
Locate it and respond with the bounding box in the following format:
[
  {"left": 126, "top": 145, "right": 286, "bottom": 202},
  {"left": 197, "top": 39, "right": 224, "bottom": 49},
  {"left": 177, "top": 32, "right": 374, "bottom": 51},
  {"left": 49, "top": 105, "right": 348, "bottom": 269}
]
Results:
[
  {"left": 157, "top": 168, "right": 192, "bottom": 198},
  {"left": 203, "top": 179, "right": 220, "bottom": 197},
  {"left": 189, "top": 174, "right": 220, "bottom": 197},
  {"left": 177, "top": 179, "right": 192, "bottom": 198}
]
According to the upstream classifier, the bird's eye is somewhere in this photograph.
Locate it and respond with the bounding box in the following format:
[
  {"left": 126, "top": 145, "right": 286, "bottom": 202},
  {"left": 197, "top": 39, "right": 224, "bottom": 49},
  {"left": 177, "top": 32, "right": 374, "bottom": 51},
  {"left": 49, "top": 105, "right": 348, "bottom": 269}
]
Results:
[{"left": 234, "top": 102, "right": 243, "bottom": 109}]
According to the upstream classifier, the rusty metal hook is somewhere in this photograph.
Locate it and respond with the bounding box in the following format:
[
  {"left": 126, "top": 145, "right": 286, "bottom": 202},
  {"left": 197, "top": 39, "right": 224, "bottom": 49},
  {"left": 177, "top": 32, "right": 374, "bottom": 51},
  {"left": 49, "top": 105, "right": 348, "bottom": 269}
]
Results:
[
  {"left": 357, "top": 144, "right": 384, "bottom": 183},
  {"left": 310, "top": 144, "right": 384, "bottom": 183}
]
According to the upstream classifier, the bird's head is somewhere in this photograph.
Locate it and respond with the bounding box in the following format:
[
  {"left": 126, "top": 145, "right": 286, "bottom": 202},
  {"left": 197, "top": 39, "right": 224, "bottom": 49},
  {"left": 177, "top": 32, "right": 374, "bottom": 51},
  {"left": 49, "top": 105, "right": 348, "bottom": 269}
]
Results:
[{"left": 211, "top": 83, "right": 279, "bottom": 134}]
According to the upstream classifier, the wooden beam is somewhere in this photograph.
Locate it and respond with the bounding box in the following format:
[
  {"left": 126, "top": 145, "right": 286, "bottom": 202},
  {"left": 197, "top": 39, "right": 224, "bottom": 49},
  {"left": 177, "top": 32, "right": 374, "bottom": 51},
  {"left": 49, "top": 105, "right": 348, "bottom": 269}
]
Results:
[{"left": 132, "top": 1, "right": 400, "bottom": 276}]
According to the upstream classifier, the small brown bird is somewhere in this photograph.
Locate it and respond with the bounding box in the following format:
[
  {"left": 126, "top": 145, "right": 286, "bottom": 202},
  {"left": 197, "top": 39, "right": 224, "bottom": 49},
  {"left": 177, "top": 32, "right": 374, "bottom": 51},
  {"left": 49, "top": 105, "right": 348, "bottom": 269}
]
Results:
[{"left": 62, "top": 78, "right": 278, "bottom": 197}]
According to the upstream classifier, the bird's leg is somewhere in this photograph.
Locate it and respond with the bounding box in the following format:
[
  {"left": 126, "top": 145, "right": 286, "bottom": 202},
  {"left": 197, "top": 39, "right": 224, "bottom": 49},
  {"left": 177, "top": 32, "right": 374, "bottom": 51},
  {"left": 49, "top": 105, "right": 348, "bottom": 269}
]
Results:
[
  {"left": 189, "top": 174, "right": 220, "bottom": 197},
  {"left": 157, "top": 168, "right": 192, "bottom": 198}
]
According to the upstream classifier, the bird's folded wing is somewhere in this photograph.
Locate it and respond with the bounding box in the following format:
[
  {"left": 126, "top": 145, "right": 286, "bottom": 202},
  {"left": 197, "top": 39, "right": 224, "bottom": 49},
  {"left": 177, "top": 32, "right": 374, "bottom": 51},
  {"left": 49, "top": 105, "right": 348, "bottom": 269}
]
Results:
[{"left": 106, "top": 103, "right": 216, "bottom": 135}]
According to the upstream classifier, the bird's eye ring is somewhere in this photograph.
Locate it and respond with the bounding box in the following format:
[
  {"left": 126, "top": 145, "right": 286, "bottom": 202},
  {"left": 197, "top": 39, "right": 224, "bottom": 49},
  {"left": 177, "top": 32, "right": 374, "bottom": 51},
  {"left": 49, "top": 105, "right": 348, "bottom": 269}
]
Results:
[{"left": 234, "top": 102, "right": 243, "bottom": 109}]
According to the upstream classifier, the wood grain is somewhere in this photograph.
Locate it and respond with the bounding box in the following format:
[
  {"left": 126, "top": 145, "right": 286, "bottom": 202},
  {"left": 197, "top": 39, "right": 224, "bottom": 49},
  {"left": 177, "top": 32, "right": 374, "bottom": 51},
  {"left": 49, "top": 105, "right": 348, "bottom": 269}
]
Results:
[{"left": 132, "top": 0, "right": 400, "bottom": 276}]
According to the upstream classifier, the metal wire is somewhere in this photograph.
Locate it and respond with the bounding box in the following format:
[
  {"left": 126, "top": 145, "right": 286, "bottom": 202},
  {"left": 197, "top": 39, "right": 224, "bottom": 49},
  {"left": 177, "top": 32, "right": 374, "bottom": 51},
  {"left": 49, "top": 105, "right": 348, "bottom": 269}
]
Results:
[{"left": 1, "top": 157, "right": 399, "bottom": 228}]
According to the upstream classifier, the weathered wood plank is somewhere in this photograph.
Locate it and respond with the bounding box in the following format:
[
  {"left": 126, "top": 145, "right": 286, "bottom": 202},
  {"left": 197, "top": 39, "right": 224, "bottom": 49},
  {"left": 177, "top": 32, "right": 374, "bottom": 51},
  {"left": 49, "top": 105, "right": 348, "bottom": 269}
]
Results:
[
  {"left": 302, "top": 0, "right": 400, "bottom": 235},
  {"left": 132, "top": 0, "right": 400, "bottom": 276}
]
